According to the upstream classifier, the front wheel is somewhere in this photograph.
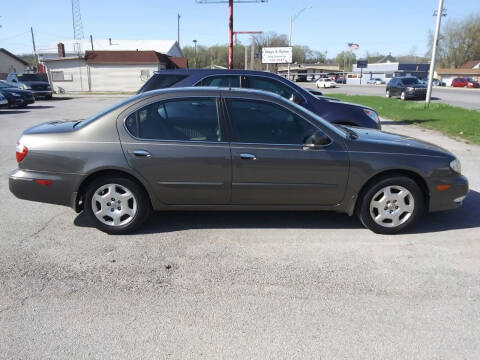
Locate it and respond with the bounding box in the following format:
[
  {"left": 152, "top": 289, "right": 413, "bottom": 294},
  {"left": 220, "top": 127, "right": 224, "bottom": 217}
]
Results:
[
  {"left": 400, "top": 91, "right": 406, "bottom": 101},
  {"left": 85, "top": 176, "right": 151, "bottom": 234},
  {"left": 357, "top": 176, "right": 425, "bottom": 234},
  {"left": 385, "top": 89, "right": 391, "bottom": 98}
]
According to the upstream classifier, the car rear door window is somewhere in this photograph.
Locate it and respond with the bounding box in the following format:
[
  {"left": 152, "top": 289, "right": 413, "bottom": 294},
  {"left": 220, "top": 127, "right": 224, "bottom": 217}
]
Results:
[
  {"left": 197, "top": 75, "right": 240, "bottom": 87},
  {"left": 226, "top": 99, "right": 316, "bottom": 145},
  {"left": 126, "top": 98, "right": 222, "bottom": 142}
]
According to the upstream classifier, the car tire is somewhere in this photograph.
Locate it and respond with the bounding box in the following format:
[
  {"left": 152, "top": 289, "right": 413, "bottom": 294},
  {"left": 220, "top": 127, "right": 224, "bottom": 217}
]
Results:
[
  {"left": 385, "top": 89, "right": 391, "bottom": 98},
  {"left": 357, "top": 176, "right": 425, "bottom": 234},
  {"left": 85, "top": 176, "right": 151, "bottom": 234},
  {"left": 400, "top": 91, "right": 406, "bottom": 101}
]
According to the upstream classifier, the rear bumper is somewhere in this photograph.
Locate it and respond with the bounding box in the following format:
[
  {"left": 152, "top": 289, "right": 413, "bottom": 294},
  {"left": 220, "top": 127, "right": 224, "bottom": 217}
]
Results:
[
  {"left": 428, "top": 174, "right": 469, "bottom": 212},
  {"left": 9, "top": 169, "right": 83, "bottom": 209}
]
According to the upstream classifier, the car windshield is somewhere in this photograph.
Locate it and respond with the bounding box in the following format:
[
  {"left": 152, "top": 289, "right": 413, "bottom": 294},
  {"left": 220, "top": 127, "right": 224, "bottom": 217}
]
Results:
[
  {"left": 75, "top": 97, "right": 140, "bottom": 129},
  {"left": 401, "top": 78, "right": 421, "bottom": 85},
  {"left": 17, "top": 74, "right": 44, "bottom": 81}
]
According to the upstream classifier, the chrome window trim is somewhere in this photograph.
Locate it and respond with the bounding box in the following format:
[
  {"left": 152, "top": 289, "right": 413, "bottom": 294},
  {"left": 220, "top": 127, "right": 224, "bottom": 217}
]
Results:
[
  {"left": 222, "top": 96, "right": 334, "bottom": 147},
  {"left": 122, "top": 95, "right": 225, "bottom": 144}
]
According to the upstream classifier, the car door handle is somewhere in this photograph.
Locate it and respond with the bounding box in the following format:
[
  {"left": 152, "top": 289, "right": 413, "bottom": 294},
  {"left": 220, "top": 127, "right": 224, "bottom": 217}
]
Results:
[
  {"left": 130, "top": 149, "right": 151, "bottom": 158},
  {"left": 240, "top": 153, "right": 256, "bottom": 160}
]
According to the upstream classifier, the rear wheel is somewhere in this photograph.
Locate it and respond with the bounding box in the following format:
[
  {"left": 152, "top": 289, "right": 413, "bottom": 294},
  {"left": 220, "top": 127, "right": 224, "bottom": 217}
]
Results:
[
  {"left": 357, "top": 176, "right": 424, "bottom": 234},
  {"left": 400, "top": 91, "right": 406, "bottom": 101},
  {"left": 85, "top": 176, "right": 151, "bottom": 234},
  {"left": 385, "top": 89, "right": 391, "bottom": 98}
]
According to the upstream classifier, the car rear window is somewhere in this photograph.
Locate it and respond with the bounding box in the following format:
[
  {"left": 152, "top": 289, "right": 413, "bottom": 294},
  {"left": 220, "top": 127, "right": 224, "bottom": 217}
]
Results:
[{"left": 139, "top": 74, "right": 188, "bottom": 92}]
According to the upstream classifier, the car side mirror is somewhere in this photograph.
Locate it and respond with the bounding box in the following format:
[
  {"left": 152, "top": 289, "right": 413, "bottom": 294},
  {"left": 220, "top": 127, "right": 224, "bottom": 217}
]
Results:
[{"left": 304, "top": 130, "right": 331, "bottom": 149}]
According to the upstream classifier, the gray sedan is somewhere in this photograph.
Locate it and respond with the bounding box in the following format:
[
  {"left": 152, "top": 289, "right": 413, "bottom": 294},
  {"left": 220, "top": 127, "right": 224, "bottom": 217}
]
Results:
[{"left": 9, "top": 88, "right": 468, "bottom": 234}]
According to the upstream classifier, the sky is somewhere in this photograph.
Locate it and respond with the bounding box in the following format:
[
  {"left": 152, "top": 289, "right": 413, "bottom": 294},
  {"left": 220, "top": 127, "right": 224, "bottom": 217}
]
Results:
[{"left": 0, "top": 0, "right": 478, "bottom": 58}]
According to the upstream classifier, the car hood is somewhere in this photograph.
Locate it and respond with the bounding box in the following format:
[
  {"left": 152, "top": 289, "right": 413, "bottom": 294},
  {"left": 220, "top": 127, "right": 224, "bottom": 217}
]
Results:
[
  {"left": 0, "top": 88, "right": 32, "bottom": 95},
  {"left": 323, "top": 98, "right": 376, "bottom": 112},
  {"left": 405, "top": 84, "right": 426, "bottom": 89},
  {"left": 346, "top": 127, "right": 453, "bottom": 158}
]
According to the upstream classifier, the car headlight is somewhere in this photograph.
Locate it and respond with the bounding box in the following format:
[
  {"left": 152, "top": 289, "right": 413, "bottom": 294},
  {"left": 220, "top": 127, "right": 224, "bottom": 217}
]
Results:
[
  {"left": 450, "top": 159, "right": 461, "bottom": 174},
  {"left": 23, "top": 84, "right": 32, "bottom": 90},
  {"left": 363, "top": 108, "right": 379, "bottom": 124}
]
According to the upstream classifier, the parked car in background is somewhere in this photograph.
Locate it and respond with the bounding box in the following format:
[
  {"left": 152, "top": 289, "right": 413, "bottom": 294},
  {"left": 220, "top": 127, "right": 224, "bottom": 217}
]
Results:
[
  {"left": 9, "top": 87, "right": 468, "bottom": 235},
  {"left": 433, "top": 79, "right": 446, "bottom": 87},
  {"left": 451, "top": 77, "right": 480, "bottom": 88},
  {"left": 335, "top": 77, "right": 347, "bottom": 84},
  {"left": 0, "top": 93, "right": 8, "bottom": 108},
  {"left": 315, "top": 77, "right": 336, "bottom": 88},
  {"left": 367, "top": 78, "right": 385, "bottom": 85},
  {"left": 386, "top": 77, "right": 427, "bottom": 100},
  {"left": 465, "top": 78, "right": 480, "bottom": 88},
  {"left": 6, "top": 73, "right": 53, "bottom": 99},
  {"left": 138, "top": 69, "right": 381, "bottom": 129},
  {"left": 0, "top": 81, "right": 35, "bottom": 108}
]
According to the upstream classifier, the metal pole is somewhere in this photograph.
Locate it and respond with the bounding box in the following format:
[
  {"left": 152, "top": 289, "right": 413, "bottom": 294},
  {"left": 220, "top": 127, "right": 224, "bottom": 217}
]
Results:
[
  {"left": 251, "top": 42, "right": 254, "bottom": 70},
  {"left": 228, "top": 0, "right": 233, "bottom": 69},
  {"left": 266, "top": 36, "right": 269, "bottom": 72},
  {"left": 245, "top": 46, "right": 248, "bottom": 70},
  {"left": 426, "top": 0, "right": 444, "bottom": 105},
  {"left": 288, "top": 15, "right": 292, "bottom": 80},
  {"left": 193, "top": 40, "right": 197, "bottom": 68},
  {"left": 177, "top": 14, "right": 181, "bottom": 47},
  {"left": 90, "top": 34, "right": 94, "bottom": 51},
  {"left": 30, "top": 27, "right": 37, "bottom": 70}
]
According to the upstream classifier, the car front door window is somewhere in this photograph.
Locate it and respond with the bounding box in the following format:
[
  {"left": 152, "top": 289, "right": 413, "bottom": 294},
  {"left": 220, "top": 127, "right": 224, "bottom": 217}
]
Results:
[
  {"left": 245, "top": 76, "right": 302, "bottom": 102},
  {"left": 226, "top": 99, "right": 317, "bottom": 145}
]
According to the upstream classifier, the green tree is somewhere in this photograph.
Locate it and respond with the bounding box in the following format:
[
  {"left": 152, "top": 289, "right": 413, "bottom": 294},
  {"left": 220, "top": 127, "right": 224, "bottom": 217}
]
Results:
[{"left": 336, "top": 51, "right": 357, "bottom": 71}]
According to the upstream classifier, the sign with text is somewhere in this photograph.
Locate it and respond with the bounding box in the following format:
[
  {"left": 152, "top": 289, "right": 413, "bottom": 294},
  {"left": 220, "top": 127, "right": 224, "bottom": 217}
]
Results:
[
  {"left": 357, "top": 60, "right": 368, "bottom": 68},
  {"left": 262, "top": 47, "right": 293, "bottom": 64}
]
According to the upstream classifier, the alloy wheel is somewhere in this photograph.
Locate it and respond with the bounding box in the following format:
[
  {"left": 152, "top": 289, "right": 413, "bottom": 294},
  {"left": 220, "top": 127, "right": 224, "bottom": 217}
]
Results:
[
  {"left": 369, "top": 185, "right": 414, "bottom": 228},
  {"left": 91, "top": 183, "right": 137, "bottom": 227}
]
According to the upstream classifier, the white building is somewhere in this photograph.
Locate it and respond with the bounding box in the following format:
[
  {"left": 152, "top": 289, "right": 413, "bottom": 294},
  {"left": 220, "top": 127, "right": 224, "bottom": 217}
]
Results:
[
  {"left": 0, "top": 48, "right": 29, "bottom": 76},
  {"left": 38, "top": 39, "right": 183, "bottom": 60},
  {"left": 43, "top": 50, "right": 187, "bottom": 93}
]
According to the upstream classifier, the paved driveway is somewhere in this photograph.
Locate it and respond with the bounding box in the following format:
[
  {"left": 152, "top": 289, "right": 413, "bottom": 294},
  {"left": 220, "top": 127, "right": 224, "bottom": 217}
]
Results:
[{"left": 1, "top": 97, "right": 479, "bottom": 359}]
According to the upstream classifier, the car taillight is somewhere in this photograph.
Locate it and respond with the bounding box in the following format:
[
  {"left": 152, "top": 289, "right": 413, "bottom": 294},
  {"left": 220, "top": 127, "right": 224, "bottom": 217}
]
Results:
[{"left": 16, "top": 142, "right": 28, "bottom": 162}]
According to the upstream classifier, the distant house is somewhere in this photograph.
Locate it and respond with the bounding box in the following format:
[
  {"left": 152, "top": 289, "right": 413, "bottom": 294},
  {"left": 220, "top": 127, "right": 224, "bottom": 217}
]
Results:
[
  {"left": 38, "top": 39, "right": 184, "bottom": 60},
  {"left": 435, "top": 60, "right": 480, "bottom": 86},
  {"left": 0, "top": 48, "right": 29, "bottom": 77},
  {"left": 43, "top": 49, "right": 188, "bottom": 93}
]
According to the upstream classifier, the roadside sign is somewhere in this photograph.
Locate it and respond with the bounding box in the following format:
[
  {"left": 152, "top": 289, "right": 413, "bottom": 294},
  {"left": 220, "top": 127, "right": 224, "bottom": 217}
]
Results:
[
  {"left": 262, "top": 47, "right": 292, "bottom": 64},
  {"left": 357, "top": 60, "right": 368, "bottom": 68}
]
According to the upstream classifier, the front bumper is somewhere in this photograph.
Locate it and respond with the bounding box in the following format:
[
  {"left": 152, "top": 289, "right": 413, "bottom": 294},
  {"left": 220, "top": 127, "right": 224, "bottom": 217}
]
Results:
[
  {"left": 9, "top": 169, "right": 83, "bottom": 209},
  {"left": 31, "top": 90, "right": 52, "bottom": 98},
  {"left": 428, "top": 174, "right": 469, "bottom": 212}
]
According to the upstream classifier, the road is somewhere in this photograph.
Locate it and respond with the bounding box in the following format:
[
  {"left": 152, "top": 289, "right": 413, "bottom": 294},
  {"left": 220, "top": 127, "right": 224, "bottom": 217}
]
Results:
[
  {"left": 303, "top": 83, "right": 480, "bottom": 111},
  {"left": 1, "top": 96, "right": 480, "bottom": 359}
]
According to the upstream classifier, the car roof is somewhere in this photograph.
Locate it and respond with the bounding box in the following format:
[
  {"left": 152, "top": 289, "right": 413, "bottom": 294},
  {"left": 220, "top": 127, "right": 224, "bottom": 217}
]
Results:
[
  {"left": 133, "top": 86, "right": 287, "bottom": 102},
  {"left": 152, "top": 68, "right": 286, "bottom": 77}
]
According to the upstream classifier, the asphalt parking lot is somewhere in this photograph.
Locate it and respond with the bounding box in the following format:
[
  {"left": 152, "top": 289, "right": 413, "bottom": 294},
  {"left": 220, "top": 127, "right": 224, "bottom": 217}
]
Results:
[
  {"left": 1, "top": 96, "right": 480, "bottom": 359},
  {"left": 303, "top": 83, "right": 480, "bottom": 111}
]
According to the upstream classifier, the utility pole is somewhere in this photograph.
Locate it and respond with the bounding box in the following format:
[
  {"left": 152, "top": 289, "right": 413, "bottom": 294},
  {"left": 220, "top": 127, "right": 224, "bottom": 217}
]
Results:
[
  {"left": 426, "top": 0, "right": 445, "bottom": 105},
  {"left": 30, "top": 27, "right": 38, "bottom": 70},
  {"left": 245, "top": 46, "right": 248, "bottom": 70},
  {"left": 288, "top": 6, "right": 312, "bottom": 81},
  {"left": 193, "top": 39, "right": 197, "bottom": 68},
  {"left": 177, "top": 13, "right": 181, "bottom": 46},
  {"left": 90, "top": 34, "right": 94, "bottom": 51}
]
